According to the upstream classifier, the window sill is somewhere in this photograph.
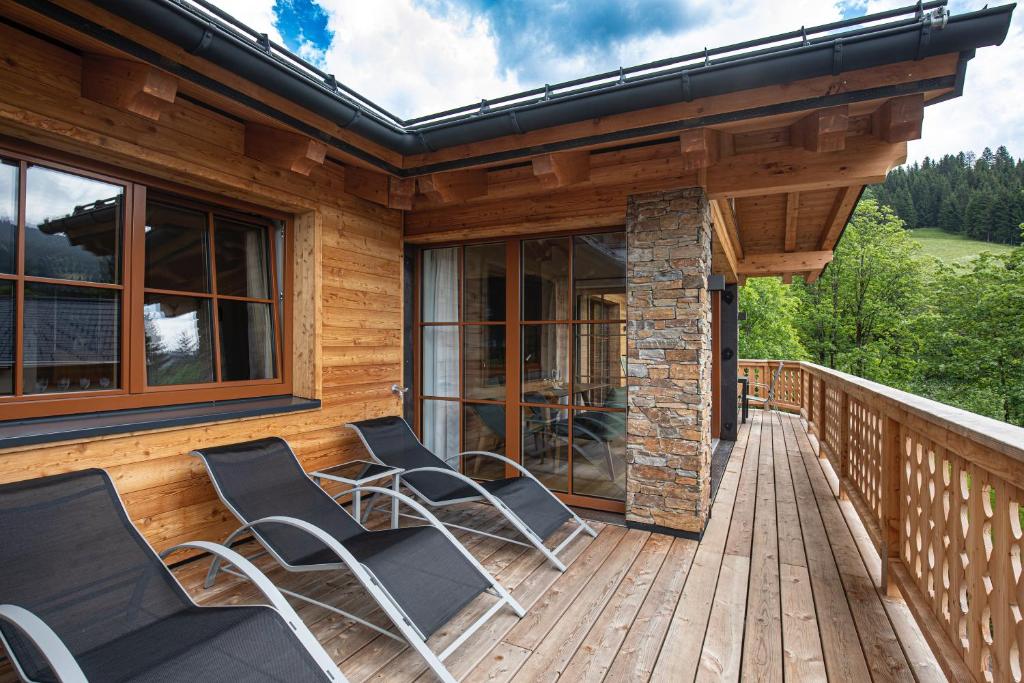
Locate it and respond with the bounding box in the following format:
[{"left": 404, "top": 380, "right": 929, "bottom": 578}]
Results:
[{"left": 0, "top": 396, "right": 321, "bottom": 450}]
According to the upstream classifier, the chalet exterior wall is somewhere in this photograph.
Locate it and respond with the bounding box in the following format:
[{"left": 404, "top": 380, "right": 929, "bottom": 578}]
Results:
[{"left": 625, "top": 188, "right": 713, "bottom": 534}]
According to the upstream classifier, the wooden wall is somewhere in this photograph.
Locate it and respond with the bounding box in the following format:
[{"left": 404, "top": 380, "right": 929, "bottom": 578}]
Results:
[{"left": 0, "top": 20, "right": 404, "bottom": 552}]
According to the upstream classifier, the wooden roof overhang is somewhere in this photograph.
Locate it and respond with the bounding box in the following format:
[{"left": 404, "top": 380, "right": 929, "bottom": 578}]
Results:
[{"left": 0, "top": 0, "right": 1014, "bottom": 282}]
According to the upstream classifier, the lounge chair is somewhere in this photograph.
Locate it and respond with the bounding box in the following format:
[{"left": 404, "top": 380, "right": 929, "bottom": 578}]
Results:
[
  {"left": 346, "top": 416, "right": 598, "bottom": 572},
  {"left": 193, "top": 437, "right": 524, "bottom": 683},
  {"left": 0, "top": 469, "right": 343, "bottom": 683},
  {"left": 748, "top": 361, "right": 785, "bottom": 416}
]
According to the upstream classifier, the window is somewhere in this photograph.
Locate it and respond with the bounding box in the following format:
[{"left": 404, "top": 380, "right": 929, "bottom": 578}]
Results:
[
  {"left": 0, "top": 149, "right": 290, "bottom": 420},
  {"left": 416, "top": 231, "right": 627, "bottom": 509}
]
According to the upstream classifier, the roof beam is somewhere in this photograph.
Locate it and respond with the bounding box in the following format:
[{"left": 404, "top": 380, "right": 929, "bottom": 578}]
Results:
[
  {"left": 80, "top": 55, "right": 177, "bottom": 121},
  {"left": 679, "top": 128, "right": 720, "bottom": 171},
  {"left": 818, "top": 186, "right": 862, "bottom": 250},
  {"left": 873, "top": 94, "right": 924, "bottom": 143},
  {"left": 244, "top": 123, "right": 327, "bottom": 176},
  {"left": 711, "top": 197, "right": 743, "bottom": 259},
  {"left": 417, "top": 170, "right": 488, "bottom": 203},
  {"left": 706, "top": 135, "right": 904, "bottom": 199},
  {"left": 737, "top": 250, "right": 833, "bottom": 275},
  {"left": 343, "top": 165, "right": 389, "bottom": 206},
  {"left": 785, "top": 192, "right": 800, "bottom": 252},
  {"left": 532, "top": 151, "right": 590, "bottom": 188},
  {"left": 789, "top": 106, "right": 849, "bottom": 153},
  {"left": 710, "top": 199, "right": 740, "bottom": 282},
  {"left": 389, "top": 177, "right": 416, "bottom": 211}
]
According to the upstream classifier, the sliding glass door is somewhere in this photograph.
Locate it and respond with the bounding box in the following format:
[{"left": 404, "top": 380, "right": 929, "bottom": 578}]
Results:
[{"left": 416, "top": 230, "right": 627, "bottom": 510}]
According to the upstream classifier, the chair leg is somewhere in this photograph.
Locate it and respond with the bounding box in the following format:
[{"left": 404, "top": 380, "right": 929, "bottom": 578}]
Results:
[{"left": 360, "top": 492, "right": 382, "bottom": 524}]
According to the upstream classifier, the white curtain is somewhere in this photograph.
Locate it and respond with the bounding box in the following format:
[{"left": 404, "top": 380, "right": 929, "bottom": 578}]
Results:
[{"left": 421, "top": 248, "right": 459, "bottom": 464}]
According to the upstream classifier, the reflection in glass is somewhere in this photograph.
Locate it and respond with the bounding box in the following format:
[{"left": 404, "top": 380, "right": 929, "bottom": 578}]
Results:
[
  {"left": 215, "top": 218, "right": 270, "bottom": 298},
  {"left": 25, "top": 165, "right": 123, "bottom": 284},
  {"left": 218, "top": 301, "right": 276, "bottom": 381},
  {"left": 145, "top": 201, "right": 209, "bottom": 293},
  {"left": 522, "top": 237, "right": 569, "bottom": 321},
  {"left": 144, "top": 295, "right": 214, "bottom": 386},
  {"left": 521, "top": 323, "right": 569, "bottom": 404},
  {"left": 463, "top": 403, "right": 506, "bottom": 480},
  {"left": 422, "top": 325, "right": 458, "bottom": 397},
  {"left": 464, "top": 242, "right": 505, "bottom": 322},
  {"left": 23, "top": 283, "right": 119, "bottom": 394},
  {"left": 422, "top": 247, "right": 458, "bottom": 322},
  {"left": 0, "top": 281, "right": 12, "bottom": 394},
  {"left": 0, "top": 160, "right": 16, "bottom": 275},
  {"left": 571, "top": 411, "right": 626, "bottom": 500},
  {"left": 522, "top": 406, "right": 568, "bottom": 492},
  {"left": 464, "top": 325, "right": 505, "bottom": 400},
  {"left": 574, "top": 323, "right": 626, "bottom": 407},
  {"left": 574, "top": 232, "right": 626, "bottom": 319},
  {"left": 422, "top": 399, "right": 459, "bottom": 467}
]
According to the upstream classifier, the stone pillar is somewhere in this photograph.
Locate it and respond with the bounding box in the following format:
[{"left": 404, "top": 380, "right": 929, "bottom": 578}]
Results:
[{"left": 625, "top": 187, "right": 713, "bottom": 535}]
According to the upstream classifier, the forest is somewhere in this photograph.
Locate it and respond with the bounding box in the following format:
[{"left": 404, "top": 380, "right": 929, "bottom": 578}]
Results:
[
  {"left": 873, "top": 146, "right": 1024, "bottom": 244},
  {"left": 738, "top": 159, "right": 1024, "bottom": 427}
]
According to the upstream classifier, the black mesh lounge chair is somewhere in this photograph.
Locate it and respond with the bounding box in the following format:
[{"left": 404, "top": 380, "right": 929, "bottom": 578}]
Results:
[
  {"left": 193, "top": 437, "right": 524, "bottom": 683},
  {"left": 0, "top": 469, "right": 343, "bottom": 683},
  {"left": 346, "top": 416, "right": 598, "bottom": 572}
]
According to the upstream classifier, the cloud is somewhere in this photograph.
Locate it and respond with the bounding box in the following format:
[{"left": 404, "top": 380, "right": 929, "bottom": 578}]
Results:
[{"left": 204, "top": 0, "right": 1022, "bottom": 163}]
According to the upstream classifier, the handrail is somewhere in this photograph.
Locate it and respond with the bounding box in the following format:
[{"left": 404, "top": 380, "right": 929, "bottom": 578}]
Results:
[{"left": 740, "top": 358, "right": 1024, "bottom": 682}]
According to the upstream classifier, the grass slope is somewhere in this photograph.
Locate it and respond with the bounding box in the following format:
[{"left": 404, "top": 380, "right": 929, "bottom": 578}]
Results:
[{"left": 907, "top": 227, "right": 1016, "bottom": 263}]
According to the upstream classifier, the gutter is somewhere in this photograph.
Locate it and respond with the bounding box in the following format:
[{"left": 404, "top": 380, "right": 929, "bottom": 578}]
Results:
[{"left": 11, "top": 0, "right": 1016, "bottom": 166}]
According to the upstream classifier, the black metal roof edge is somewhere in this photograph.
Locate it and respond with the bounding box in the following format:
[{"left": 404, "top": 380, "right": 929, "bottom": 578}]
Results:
[{"left": 10, "top": 0, "right": 1015, "bottom": 164}]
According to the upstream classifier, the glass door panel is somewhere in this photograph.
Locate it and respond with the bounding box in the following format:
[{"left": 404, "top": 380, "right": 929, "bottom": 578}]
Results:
[
  {"left": 521, "top": 406, "right": 568, "bottom": 493},
  {"left": 463, "top": 403, "right": 506, "bottom": 480}
]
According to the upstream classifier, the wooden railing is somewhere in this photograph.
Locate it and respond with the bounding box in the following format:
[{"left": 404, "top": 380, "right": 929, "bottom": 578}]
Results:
[{"left": 739, "top": 360, "right": 1024, "bottom": 682}]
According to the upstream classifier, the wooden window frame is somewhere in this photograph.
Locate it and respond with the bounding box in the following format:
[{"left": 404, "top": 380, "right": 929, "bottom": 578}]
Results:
[
  {"left": 414, "top": 228, "right": 627, "bottom": 513},
  {"left": 0, "top": 145, "right": 293, "bottom": 421}
]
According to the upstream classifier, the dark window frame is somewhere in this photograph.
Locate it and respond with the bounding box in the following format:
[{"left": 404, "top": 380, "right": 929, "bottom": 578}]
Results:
[{"left": 0, "top": 146, "right": 293, "bottom": 421}]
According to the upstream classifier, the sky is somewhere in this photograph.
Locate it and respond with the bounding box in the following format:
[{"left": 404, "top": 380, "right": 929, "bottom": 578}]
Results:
[{"left": 207, "top": 0, "right": 1023, "bottom": 164}]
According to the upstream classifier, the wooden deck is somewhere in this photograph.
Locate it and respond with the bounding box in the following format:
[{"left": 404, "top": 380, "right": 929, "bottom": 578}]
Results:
[{"left": 0, "top": 411, "right": 944, "bottom": 681}]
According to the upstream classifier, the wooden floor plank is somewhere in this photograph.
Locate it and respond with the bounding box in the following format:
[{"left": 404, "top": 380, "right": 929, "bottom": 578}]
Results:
[
  {"left": 463, "top": 642, "right": 532, "bottom": 683},
  {"left": 510, "top": 529, "right": 651, "bottom": 682},
  {"left": 782, "top": 414, "right": 874, "bottom": 681},
  {"left": 792, "top": 416, "right": 916, "bottom": 683},
  {"left": 740, "top": 412, "right": 783, "bottom": 682},
  {"left": 648, "top": 413, "right": 755, "bottom": 683},
  {"left": 558, "top": 534, "right": 672, "bottom": 683}
]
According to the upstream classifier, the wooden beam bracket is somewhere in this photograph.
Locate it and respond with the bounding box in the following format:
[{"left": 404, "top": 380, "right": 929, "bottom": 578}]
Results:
[
  {"left": 789, "top": 105, "right": 849, "bottom": 153},
  {"left": 417, "top": 170, "right": 488, "bottom": 203},
  {"left": 531, "top": 150, "right": 591, "bottom": 188},
  {"left": 389, "top": 177, "right": 416, "bottom": 211},
  {"left": 679, "top": 128, "right": 721, "bottom": 171},
  {"left": 81, "top": 54, "right": 177, "bottom": 121},
  {"left": 244, "top": 122, "right": 327, "bottom": 176},
  {"left": 873, "top": 94, "right": 924, "bottom": 143}
]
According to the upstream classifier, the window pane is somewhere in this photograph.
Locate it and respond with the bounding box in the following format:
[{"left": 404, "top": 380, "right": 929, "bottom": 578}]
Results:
[
  {"left": 522, "top": 237, "right": 569, "bottom": 321},
  {"left": 144, "top": 295, "right": 215, "bottom": 386},
  {"left": 145, "top": 201, "right": 210, "bottom": 293},
  {"left": 422, "top": 247, "right": 458, "bottom": 322},
  {"left": 522, "top": 323, "right": 569, "bottom": 405},
  {"left": 23, "top": 283, "right": 119, "bottom": 394},
  {"left": 0, "top": 281, "right": 12, "bottom": 395},
  {"left": 571, "top": 411, "right": 626, "bottom": 500},
  {"left": 464, "top": 242, "right": 505, "bottom": 322},
  {"left": 25, "top": 165, "right": 122, "bottom": 284},
  {"left": 574, "top": 232, "right": 626, "bottom": 319},
  {"left": 522, "top": 406, "right": 568, "bottom": 493},
  {"left": 218, "top": 301, "right": 276, "bottom": 381},
  {"left": 215, "top": 218, "right": 270, "bottom": 298},
  {"left": 574, "top": 323, "right": 626, "bottom": 408},
  {"left": 422, "top": 399, "right": 459, "bottom": 467},
  {"left": 422, "top": 325, "right": 458, "bottom": 397},
  {"left": 464, "top": 325, "right": 505, "bottom": 401},
  {"left": 463, "top": 404, "right": 505, "bottom": 480},
  {"left": 0, "top": 160, "right": 16, "bottom": 275}
]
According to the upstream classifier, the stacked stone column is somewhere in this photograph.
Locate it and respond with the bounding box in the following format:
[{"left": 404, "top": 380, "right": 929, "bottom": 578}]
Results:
[{"left": 625, "top": 187, "right": 713, "bottom": 534}]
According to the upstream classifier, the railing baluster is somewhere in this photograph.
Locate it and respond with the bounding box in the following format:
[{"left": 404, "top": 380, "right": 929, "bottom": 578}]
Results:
[{"left": 880, "top": 414, "right": 902, "bottom": 595}]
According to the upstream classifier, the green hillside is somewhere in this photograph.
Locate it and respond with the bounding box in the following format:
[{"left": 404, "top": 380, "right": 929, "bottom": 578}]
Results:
[{"left": 906, "top": 227, "right": 1016, "bottom": 263}]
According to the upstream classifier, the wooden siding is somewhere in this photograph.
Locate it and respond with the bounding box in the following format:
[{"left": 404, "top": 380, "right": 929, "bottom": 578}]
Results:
[{"left": 0, "top": 19, "right": 404, "bottom": 553}]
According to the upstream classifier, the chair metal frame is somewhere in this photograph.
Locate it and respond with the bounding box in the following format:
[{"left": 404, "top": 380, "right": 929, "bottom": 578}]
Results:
[
  {"left": 194, "top": 441, "right": 524, "bottom": 683},
  {"left": 346, "top": 421, "right": 598, "bottom": 572},
  {"left": 0, "top": 472, "right": 346, "bottom": 683},
  {"left": 747, "top": 361, "right": 785, "bottom": 415}
]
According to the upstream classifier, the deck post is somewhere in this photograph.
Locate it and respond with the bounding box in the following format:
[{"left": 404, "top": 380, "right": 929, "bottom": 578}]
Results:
[
  {"left": 624, "top": 187, "right": 713, "bottom": 536},
  {"left": 719, "top": 284, "right": 739, "bottom": 440}
]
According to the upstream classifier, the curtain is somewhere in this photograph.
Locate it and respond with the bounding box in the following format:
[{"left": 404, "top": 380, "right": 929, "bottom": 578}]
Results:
[
  {"left": 421, "top": 248, "right": 459, "bottom": 464},
  {"left": 245, "top": 229, "right": 274, "bottom": 377}
]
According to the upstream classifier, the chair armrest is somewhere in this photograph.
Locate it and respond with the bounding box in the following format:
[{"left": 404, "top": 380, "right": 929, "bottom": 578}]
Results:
[
  {"left": 0, "top": 605, "right": 87, "bottom": 683},
  {"left": 457, "top": 451, "right": 536, "bottom": 479},
  {"left": 160, "top": 541, "right": 346, "bottom": 682}
]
